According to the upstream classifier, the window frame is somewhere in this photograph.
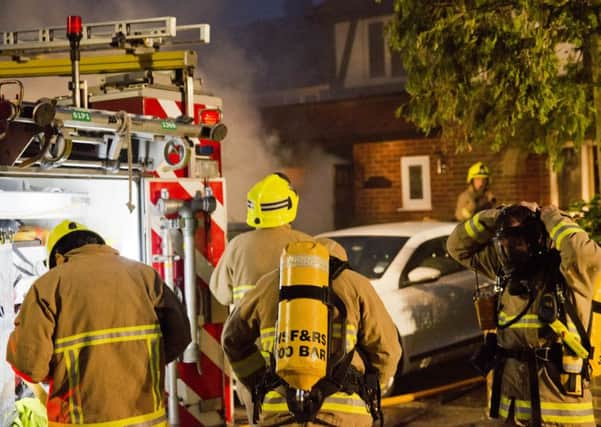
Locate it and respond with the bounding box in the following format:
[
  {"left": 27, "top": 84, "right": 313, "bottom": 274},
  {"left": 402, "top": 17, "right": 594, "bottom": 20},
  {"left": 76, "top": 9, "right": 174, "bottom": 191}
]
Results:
[
  {"left": 400, "top": 155, "right": 432, "bottom": 211},
  {"left": 367, "top": 21, "right": 386, "bottom": 78}
]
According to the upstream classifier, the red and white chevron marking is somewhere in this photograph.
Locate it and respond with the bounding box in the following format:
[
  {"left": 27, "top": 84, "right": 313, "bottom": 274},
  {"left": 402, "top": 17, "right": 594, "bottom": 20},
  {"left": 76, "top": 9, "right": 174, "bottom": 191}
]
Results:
[
  {"left": 145, "top": 176, "right": 229, "bottom": 427},
  {"left": 143, "top": 95, "right": 230, "bottom": 426}
]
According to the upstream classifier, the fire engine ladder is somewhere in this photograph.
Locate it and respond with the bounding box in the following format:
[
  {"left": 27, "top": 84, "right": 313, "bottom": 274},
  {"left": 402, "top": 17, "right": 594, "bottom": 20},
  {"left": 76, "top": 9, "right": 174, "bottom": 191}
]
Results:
[
  {"left": 0, "top": 16, "right": 208, "bottom": 115},
  {"left": 0, "top": 16, "right": 226, "bottom": 170}
]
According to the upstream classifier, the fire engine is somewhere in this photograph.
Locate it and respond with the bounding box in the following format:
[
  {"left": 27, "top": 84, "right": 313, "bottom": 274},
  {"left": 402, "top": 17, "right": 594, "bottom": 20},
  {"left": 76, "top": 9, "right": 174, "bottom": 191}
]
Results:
[{"left": 0, "top": 16, "right": 233, "bottom": 426}]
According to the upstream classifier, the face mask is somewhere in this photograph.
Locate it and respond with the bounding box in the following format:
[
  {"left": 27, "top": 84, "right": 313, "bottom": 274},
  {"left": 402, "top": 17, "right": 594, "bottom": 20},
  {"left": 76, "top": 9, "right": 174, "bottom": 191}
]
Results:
[{"left": 493, "top": 228, "right": 532, "bottom": 275}]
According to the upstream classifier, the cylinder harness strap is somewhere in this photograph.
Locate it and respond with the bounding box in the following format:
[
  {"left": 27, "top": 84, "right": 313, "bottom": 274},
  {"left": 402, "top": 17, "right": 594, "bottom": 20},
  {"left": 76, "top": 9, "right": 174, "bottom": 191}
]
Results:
[{"left": 253, "top": 257, "right": 382, "bottom": 427}]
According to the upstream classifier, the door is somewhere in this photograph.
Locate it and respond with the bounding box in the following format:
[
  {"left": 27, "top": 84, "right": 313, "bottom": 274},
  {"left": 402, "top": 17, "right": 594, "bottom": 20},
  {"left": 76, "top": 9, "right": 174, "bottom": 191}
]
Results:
[{"left": 334, "top": 164, "right": 354, "bottom": 229}]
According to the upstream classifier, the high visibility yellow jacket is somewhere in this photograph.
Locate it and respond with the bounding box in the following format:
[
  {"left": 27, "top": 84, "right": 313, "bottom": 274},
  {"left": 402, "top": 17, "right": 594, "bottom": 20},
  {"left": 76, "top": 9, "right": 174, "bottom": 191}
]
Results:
[
  {"left": 209, "top": 225, "right": 312, "bottom": 305},
  {"left": 6, "top": 244, "right": 191, "bottom": 427},
  {"left": 12, "top": 398, "right": 47, "bottom": 427},
  {"left": 454, "top": 186, "right": 495, "bottom": 221},
  {"left": 221, "top": 257, "right": 401, "bottom": 427},
  {"left": 447, "top": 207, "right": 599, "bottom": 426}
]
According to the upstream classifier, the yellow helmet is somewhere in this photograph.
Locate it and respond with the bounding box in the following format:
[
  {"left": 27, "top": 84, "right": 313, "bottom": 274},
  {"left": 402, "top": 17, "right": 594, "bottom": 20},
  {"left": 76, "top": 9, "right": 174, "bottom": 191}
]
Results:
[
  {"left": 466, "top": 162, "right": 490, "bottom": 183},
  {"left": 247, "top": 173, "right": 299, "bottom": 228},
  {"left": 46, "top": 220, "right": 104, "bottom": 268}
]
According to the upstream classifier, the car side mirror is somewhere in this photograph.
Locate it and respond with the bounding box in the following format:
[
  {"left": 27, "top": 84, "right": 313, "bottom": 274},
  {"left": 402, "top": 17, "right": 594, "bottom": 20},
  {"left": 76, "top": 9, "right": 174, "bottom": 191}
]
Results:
[{"left": 406, "top": 266, "right": 441, "bottom": 285}]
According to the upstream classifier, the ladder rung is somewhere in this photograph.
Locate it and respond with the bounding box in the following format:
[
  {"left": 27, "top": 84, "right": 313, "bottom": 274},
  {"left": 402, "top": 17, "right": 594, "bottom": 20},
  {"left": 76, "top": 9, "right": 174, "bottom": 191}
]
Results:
[{"left": 0, "top": 17, "right": 209, "bottom": 56}]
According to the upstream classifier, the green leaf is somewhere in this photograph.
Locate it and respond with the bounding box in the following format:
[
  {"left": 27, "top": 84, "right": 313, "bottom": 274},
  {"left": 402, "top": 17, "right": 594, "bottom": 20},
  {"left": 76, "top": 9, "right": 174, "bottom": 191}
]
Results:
[{"left": 387, "top": 0, "right": 600, "bottom": 169}]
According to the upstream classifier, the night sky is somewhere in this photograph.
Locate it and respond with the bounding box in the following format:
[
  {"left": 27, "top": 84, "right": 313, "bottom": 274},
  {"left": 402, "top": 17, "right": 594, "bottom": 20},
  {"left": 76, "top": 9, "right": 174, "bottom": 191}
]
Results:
[{"left": 0, "top": 0, "right": 317, "bottom": 30}]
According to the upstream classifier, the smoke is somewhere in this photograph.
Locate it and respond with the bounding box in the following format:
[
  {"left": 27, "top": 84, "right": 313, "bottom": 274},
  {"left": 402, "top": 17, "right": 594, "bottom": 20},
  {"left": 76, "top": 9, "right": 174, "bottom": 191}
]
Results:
[
  {"left": 0, "top": 0, "right": 341, "bottom": 233},
  {"left": 199, "top": 38, "right": 281, "bottom": 223},
  {"left": 278, "top": 144, "right": 343, "bottom": 235}
]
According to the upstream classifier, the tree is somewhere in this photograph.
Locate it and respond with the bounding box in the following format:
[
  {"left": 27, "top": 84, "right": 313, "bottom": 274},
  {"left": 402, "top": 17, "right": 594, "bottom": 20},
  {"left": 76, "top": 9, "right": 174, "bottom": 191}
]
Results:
[{"left": 387, "top": 1, "right": 601, "bottom": 168}]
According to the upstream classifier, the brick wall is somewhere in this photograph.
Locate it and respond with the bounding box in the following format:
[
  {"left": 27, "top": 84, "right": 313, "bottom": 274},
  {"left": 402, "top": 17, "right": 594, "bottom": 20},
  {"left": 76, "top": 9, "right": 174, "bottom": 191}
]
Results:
[{"left": 352, "top": 138, "right": 550, "bottom": 225}]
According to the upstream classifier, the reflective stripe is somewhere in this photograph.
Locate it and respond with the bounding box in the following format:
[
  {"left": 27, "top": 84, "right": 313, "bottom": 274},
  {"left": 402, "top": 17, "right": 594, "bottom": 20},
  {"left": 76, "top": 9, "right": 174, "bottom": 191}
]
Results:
[
  {"left": 48, "top": 408, "right": 167, "bottom": 427},
  {"left": 65, "top": 349, "right": 83, "bottom": 423},
  {"left": 498, "top": 313, "right": 581, "bottom": 331},
  {"left": 233, "top": 285, "right": 255, "bottom": 302},
  {"left": 55, "top": 324, "right": 162, "bottom": 352},
  {"left": 464, "top": 212, "right": 484, "bottom": 240},
  {"left": 550, "top": 222, "right": 583, "bottom": 249},
  {"left": 283, "top": 255, "right": 329, "bottom": 271},
  {"left": 498, "top": 313, "right": 542, "bottom": 329},
  {"left": 147, "top": 337, "right": 161, "bottom": 411},
  {"left": 260, "top": 327, "right": 276, "bottom": 342},
  {"left": 260, "top": 199, "right": 290, "bottom": 211},
  {"left": 332, "top": 324, "right": 358, "bottom": 352},
  {"left": 563, "top": 361, "right": 583, "bottom": 372},
  {"left": 152, "top": 339, "right": 161, "bottom": 412},
  {"left": 230, "top": 351, "right": 265, "bottom": 378},
  {"left": 260, "top": 327, "right": 276, "bottom": 355},
  {"left": 54, "top": 324, "right": 163, "bottom": 422},
  {"left": 499, "top": 395, "right": 594, "bottom": 424},
  {"left": 263, "top": 391, "right": 370, "bottom": 415}
]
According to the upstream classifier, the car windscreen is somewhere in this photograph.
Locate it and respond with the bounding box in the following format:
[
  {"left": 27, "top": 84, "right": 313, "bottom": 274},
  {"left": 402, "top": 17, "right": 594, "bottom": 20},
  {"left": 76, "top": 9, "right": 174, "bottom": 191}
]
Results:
[{"left": 329, "top": 235, "right": 408, "bottom": 279}]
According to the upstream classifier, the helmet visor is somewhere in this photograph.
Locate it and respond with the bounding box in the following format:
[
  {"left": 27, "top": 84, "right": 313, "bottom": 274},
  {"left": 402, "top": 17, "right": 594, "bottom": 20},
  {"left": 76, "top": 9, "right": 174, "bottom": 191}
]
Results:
[{"left": 493, "top": 227, "right": 532, "bottom": 274}]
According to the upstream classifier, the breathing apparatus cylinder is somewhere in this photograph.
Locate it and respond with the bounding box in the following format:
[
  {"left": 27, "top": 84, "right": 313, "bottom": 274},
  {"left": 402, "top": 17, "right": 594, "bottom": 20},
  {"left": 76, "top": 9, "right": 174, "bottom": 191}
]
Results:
[{"left": 275, "top": 241, "right": 329, "bottom": 391}]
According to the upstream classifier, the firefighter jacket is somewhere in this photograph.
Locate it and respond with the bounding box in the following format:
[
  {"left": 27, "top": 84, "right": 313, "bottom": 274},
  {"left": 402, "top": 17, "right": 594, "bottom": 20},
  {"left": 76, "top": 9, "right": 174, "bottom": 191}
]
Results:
[
  {"left": 455, "top": 186, "right": 495, "bottom": 221},
  {"left": 222, "top": 259, "right": 401, "bottom": 427},
  {"left": 209, "top": 225, "right": 312, "bottom": 305},
  {"left": 447, "top": 207, "right": 599, "bottom": 426},
  {"left": 6, "top": 244, "right": 191, "bottom": 426}
]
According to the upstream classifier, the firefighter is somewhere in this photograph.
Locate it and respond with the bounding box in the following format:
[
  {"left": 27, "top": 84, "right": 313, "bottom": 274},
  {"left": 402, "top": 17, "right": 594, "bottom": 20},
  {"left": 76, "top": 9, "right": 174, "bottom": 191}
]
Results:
[
  {"left": 221, "top": 238, "right": 401, "bottom": 426},
  {"left": 209, "top": 172, "right": 312, "bottom": 423},
  {"left": 209, "top": 172, "right": 312, "bottom": 305},
  {"left": 209, "top": 172, "right": 311, "bottom": 418},
  {"left": 455, "top": 161, "right": 496, "bottom": 221},
  {"left": 448, "top": 204, "right": 598, "bottom": 426},
  {"left": 6, "top": 220, "right": 191, "bottom": 426}
]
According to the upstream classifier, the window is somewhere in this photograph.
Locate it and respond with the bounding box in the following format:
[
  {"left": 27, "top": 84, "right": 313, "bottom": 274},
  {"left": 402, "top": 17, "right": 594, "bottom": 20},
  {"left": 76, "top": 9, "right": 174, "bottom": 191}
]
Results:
[
  {"left": 330, "top": 235, "right": 408, "bottom": 279},
  {"left": 334, "top": 16, "right": 405, "bottom": 88},
  {"left": 368, "top": 22, "right": 385, "bottom": 78},
  {"left": 401, "top": 237, "right": 465, "bottom": 285},
  {"left": 400, "top": 156, "right": 431, "bottom": 210}
]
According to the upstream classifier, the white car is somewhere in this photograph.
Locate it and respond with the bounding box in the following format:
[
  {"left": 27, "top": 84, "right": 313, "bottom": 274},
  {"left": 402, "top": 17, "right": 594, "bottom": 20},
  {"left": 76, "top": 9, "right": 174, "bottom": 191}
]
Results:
[{"left": 318, "top": 221, "right": 489, "bottom": 376}]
